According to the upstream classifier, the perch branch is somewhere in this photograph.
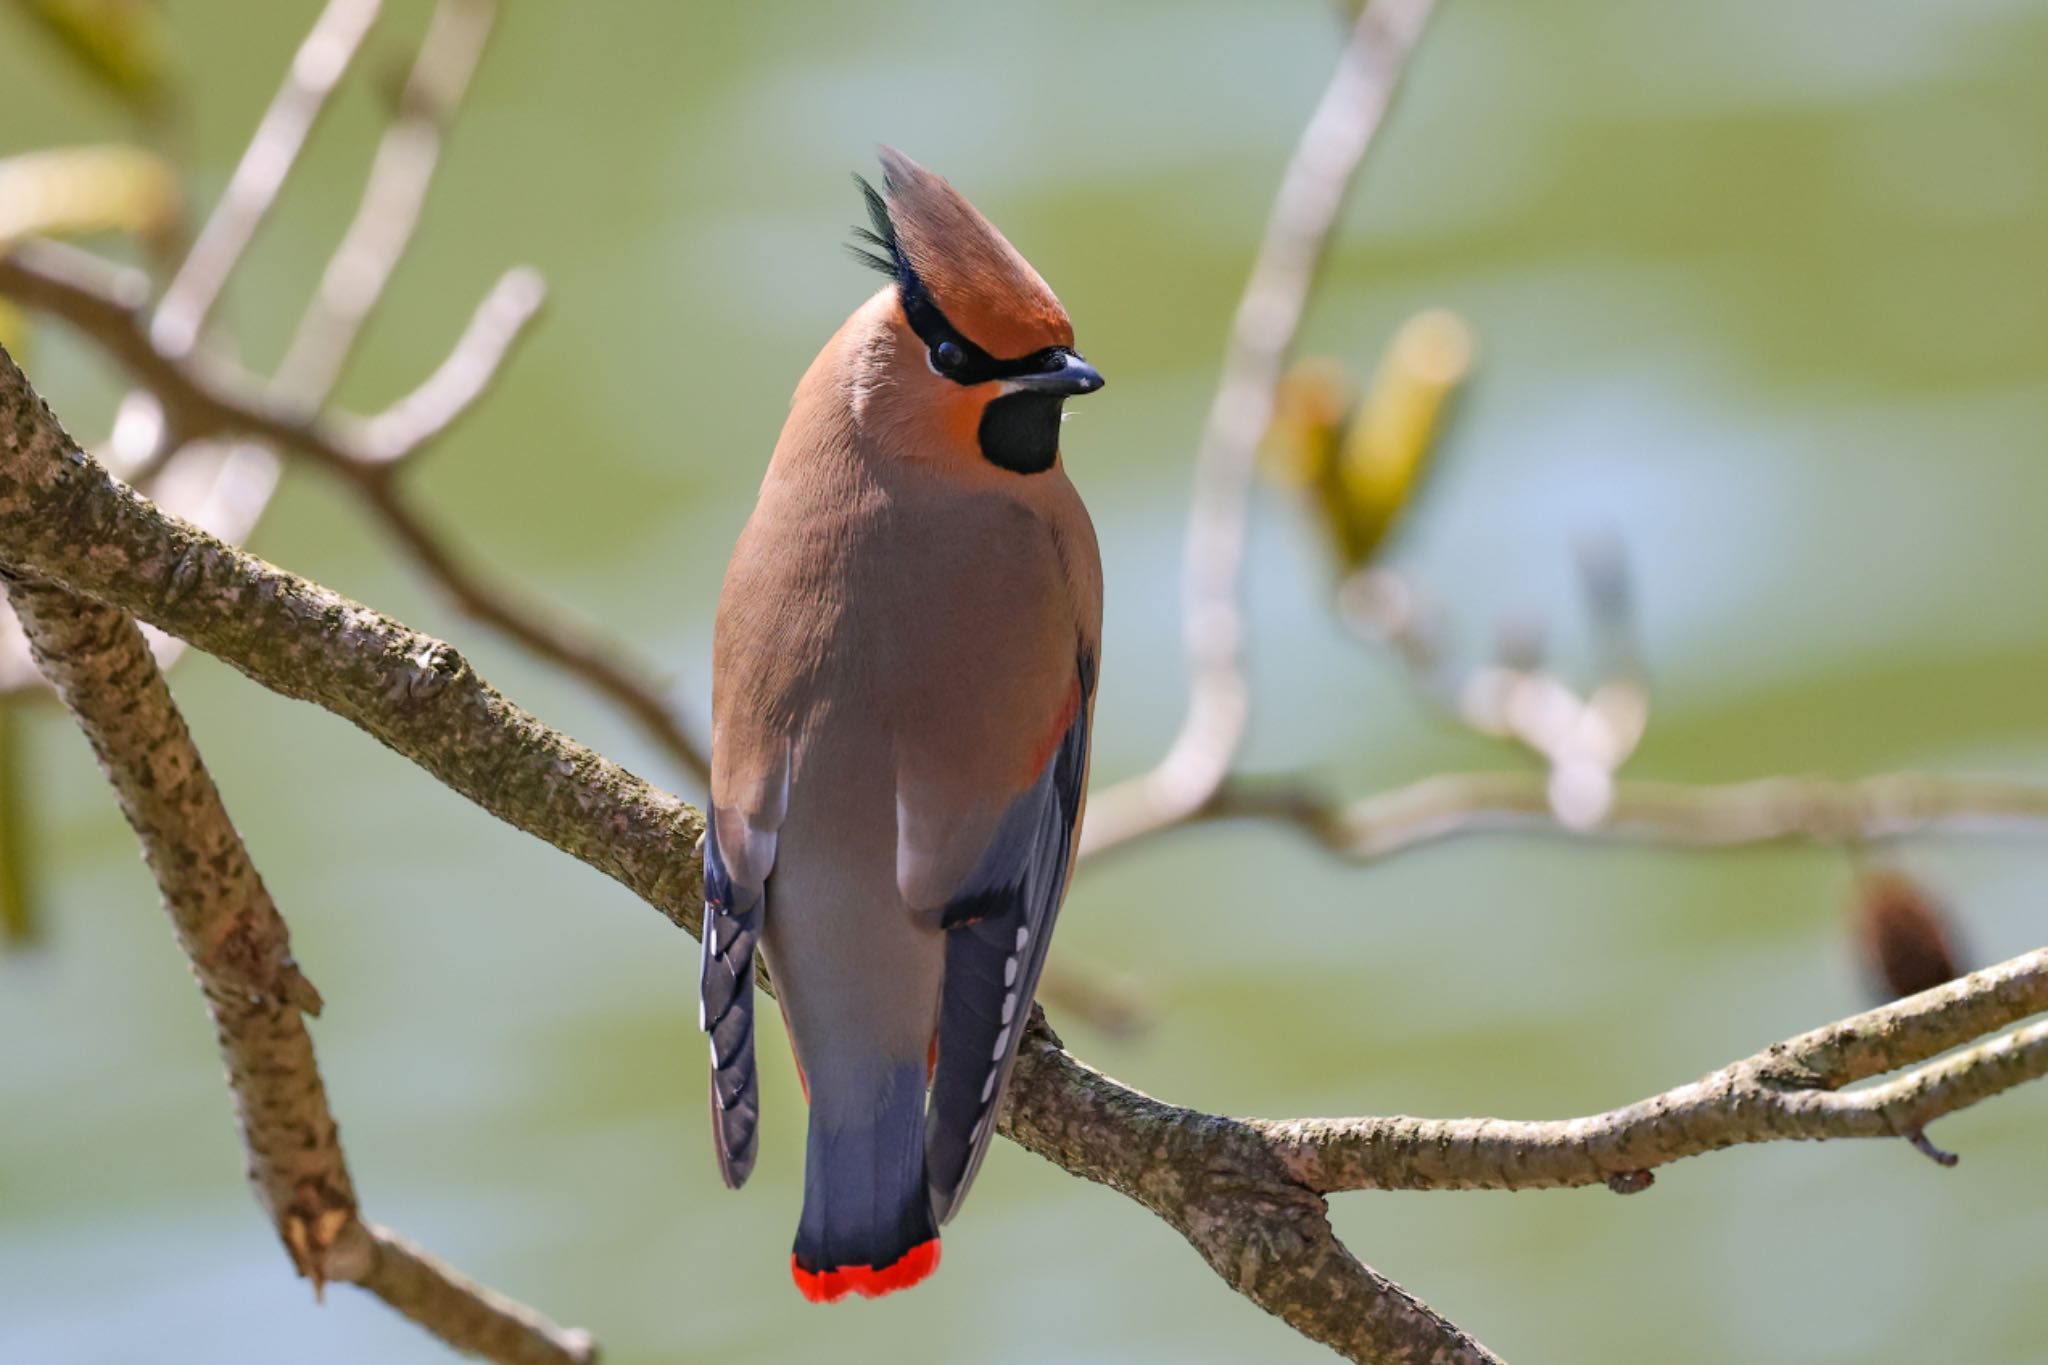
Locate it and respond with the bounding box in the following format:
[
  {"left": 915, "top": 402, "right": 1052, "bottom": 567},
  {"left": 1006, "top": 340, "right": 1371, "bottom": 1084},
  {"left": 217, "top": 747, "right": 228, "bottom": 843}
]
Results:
[
  {"left": 0, "top": 564, "right": 591, "bottom": 1363},
  {"left": 1084, "top": 0, "right": 1443, "bottom": 857}
]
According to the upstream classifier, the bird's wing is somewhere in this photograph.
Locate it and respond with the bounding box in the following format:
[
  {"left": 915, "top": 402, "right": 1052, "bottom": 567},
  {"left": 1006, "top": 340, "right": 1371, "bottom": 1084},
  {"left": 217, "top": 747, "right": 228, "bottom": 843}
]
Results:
[{"left": 920, "top": 651, "right": 1095, "bottom": 1224}]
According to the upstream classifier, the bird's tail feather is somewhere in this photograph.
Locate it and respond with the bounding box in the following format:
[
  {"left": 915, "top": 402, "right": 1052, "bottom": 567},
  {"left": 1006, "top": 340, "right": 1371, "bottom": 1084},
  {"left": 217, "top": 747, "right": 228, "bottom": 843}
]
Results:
[
  {"left": 700, "top": 811, "right": 763, "bottom": 1189},
  {"left": 791, "top": 1062, "right": 941, "bottom": 1302}
]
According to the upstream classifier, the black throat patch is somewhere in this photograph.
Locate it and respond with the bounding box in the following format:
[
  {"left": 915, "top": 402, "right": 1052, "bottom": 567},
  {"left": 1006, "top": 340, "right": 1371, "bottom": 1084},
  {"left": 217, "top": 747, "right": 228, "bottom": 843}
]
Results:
[{"left": 977, "top": 392, "right": 1063, "bottom": 475}]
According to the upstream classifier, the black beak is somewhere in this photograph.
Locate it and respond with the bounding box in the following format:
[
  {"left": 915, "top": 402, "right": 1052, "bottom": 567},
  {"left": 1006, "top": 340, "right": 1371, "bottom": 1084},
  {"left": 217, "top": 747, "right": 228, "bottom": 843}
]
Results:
[{"left": 1012, "top": 349, "right": 1104, "bottom": 397}]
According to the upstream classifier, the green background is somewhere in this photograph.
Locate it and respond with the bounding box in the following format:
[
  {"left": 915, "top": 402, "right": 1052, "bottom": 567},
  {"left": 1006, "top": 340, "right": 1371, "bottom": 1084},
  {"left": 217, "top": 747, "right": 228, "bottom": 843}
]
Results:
[{"left": 4, "top": 1, "right": 2046, "bottom": 1361}]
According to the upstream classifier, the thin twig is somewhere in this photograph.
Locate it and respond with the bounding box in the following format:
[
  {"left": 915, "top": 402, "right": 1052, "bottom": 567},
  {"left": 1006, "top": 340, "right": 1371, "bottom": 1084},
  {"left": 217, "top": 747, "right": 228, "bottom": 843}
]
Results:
[
  {"left": 1144, "top": 768, "right": 2048, "bottom": 865},
  {"left": 152, "top": 0, "right": 382, "bottom": 357},
  {"left": 354, "top": 266, "right": 546, "bottom": 462},
  {"left": 1342, "top": 545, "right": 1652, "bottom": 832},
  {"left": 1084, "top": 0, "right": 1441, "bottom": 856},
  {"left": 2, "top": 566, "right": 592, "bottom": 1364},
  {"left": 274, "top": 0, "right": 497, "bottom": 401}
]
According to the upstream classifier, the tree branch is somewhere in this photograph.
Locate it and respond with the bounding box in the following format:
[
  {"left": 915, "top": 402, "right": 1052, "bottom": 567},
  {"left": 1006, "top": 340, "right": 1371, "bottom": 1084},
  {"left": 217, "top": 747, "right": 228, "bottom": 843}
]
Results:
[
  {"left": 1258, "top": 947, "right": 2048, "bottom": 1194},
  {"left": 0, "top": 565, "right": 591, "bottom": 1363},
  {"left": 1131, "top": 767, "right": 2048, "bottom": 865},
  {"left": 0, "top": 343, "right": 705, "bottom": 933},
  {"left": 1003, "top": 1015, "right": 1505, "bottom": 1365},
  {"left": 352, "top": 1224, "right": 597, "bottom": 1365}
]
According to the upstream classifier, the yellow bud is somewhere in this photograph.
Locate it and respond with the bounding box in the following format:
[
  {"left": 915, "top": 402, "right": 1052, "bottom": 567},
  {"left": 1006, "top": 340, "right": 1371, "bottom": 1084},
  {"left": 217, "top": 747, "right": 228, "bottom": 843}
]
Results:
[
  {"left": 1264, "top": 357, "right": 1353, "bottom": 490},
  {"left": 0, "top": 144, "right": 182, "bottom": 248},
  {"left": 1334, "top": 308, "right": 1475, "bottom": 567}
]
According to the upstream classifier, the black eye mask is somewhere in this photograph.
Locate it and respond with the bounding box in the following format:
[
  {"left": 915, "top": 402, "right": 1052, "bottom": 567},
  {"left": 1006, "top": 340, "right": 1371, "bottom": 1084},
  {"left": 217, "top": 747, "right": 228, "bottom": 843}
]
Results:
[{"left": 851, "top": 176, "right": 1074, "bottom": 383}]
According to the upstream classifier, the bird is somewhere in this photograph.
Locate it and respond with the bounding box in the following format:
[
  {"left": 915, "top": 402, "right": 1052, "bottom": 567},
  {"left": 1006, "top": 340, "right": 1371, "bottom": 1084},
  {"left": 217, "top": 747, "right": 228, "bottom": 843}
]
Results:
[{"left": 698, "top": 147, "right": 1105, "bottom": 1303}]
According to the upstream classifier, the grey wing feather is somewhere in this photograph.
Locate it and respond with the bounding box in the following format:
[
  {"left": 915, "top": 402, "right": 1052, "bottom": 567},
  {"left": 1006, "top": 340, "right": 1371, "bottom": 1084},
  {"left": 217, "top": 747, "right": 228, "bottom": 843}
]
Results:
[{"left": 925, "top": 658, "right": 1093, "bottom": 1223}]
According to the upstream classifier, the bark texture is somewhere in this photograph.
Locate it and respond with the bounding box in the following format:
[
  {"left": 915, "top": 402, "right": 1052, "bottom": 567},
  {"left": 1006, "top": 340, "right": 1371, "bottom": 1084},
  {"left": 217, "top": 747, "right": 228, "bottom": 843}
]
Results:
[{"left": 4, "top": 572, "right": 355, "bottom": 1279}]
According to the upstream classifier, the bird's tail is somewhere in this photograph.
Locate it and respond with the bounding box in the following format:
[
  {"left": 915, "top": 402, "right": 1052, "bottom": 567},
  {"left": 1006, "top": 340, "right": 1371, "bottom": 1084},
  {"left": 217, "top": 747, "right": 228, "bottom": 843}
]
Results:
[{"left": 791, "top": 1062, "right": 941, "bottom": 1302}]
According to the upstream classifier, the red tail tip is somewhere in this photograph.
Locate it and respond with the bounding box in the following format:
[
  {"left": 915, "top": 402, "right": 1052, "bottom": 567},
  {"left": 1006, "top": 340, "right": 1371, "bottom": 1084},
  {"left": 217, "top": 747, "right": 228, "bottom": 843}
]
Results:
[{"left": 791, "top": 1239, "right": 941, "bottom": 1303}]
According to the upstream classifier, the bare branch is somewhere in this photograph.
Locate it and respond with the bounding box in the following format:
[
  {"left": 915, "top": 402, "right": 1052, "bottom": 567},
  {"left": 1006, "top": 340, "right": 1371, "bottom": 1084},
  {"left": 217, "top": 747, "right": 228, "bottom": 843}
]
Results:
[
  {"left": 1342, "top": 546, "right": 1652, "bottom": 831},
  {"left": 1158, "top": 768, "right": 2048, "bottom": 865},
  {"left": 152, "top": 0, "right": 382, "bottom": 357},
  {"left": 1084, "top": 0, "right": 1442, "bottom": 858},
  {"left": 1258, "top": 948, "right": 2048, "bottom": 1195},
  {"left": 348, "top": 1223, "right": 597, "bottom": 1365},
  {"left": 0, "top": 240, "right": 317, "bottom": 453},
  {"left": 1, "top": 569, "right": 591, "bottom": 1364},
  {"left": 3, "top": 573, "right": 343, "bottom": 1248},
  {"left": 1003, "top": 1015, "right": 1505, "bottom": 1365}
]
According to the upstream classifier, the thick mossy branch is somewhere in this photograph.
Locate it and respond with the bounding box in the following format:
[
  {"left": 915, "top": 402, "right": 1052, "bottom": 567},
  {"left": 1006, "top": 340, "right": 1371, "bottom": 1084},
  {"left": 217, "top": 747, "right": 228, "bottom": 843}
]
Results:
[{"left": 3, "top": 573, "right": 353, "bottom": 1273}]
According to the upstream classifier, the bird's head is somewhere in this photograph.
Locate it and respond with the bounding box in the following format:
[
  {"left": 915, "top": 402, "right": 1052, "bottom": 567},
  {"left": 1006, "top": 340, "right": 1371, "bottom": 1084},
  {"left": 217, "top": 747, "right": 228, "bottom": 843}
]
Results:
[{"left": 847, "top": 147, "right": 1102, "bottom": 476}]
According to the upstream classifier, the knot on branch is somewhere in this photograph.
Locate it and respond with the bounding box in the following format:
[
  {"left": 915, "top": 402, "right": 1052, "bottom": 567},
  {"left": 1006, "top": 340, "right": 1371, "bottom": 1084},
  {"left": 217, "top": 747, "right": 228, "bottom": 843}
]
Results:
[
  {"left": 203, "top": 903, "right": 325, "bottom": 1015},
  {"left": 281, "top": 1175, "right": 367, "bottom": 1294},
  {"left": 163, "top": 545, "right": 206, "bottom": 607},
  {"left": 395, "top": 639, "right": 466, "bottom": 707},
  {"left": 1750, "top": 1046, "right": 1833, "bottom": 1094}
]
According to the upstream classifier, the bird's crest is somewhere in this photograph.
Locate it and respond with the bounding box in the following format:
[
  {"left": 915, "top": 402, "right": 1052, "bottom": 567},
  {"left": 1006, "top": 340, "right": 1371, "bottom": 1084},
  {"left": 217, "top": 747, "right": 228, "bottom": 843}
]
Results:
[{"left": 850, "top": 147, "right": 1073, "bottom": 358}]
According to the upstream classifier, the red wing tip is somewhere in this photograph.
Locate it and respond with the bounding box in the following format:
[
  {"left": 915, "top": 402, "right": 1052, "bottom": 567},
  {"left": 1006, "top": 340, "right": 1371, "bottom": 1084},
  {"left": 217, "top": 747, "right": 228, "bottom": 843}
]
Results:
[{"left": 791, "top": 1239, "right": 941, "bottom": 1303}]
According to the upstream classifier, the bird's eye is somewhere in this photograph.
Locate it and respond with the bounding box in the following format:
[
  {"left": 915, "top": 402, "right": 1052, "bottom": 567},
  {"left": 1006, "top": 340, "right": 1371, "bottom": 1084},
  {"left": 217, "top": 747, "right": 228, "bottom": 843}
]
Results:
[
  {"left": 1042, "top": 350, "right": 1067, "bottom": 373},
  {"left": 932, "top": 340, "right": 964, "bottom": 373}
]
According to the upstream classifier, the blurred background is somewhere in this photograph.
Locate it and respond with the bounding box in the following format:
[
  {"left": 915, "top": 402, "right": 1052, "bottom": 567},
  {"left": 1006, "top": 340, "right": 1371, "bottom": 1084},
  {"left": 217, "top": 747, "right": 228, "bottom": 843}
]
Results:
[{"left": 3, "top": 1, "right": 2046, "bottom": 1361}]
